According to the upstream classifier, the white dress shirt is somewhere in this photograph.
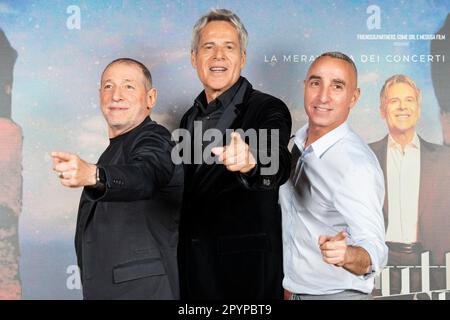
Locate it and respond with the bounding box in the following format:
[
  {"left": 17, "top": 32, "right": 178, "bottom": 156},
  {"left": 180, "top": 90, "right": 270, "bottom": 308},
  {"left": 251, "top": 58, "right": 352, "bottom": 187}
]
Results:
[
  {"left": 280, "top": 122, "right": 388, "bottom": 295},
  {"left": 385, "top": 133, "right": 421, "bottom": 243}
]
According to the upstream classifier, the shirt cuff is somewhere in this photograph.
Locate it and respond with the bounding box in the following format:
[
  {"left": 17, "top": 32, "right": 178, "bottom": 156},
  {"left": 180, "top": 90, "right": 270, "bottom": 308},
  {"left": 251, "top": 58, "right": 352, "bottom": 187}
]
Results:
[{"left": 354, "top": 241, "right": 381, "bottom": 280}]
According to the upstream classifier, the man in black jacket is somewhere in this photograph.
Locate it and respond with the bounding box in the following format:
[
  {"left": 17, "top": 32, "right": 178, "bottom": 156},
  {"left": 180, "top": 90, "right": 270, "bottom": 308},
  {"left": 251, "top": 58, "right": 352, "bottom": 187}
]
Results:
[
  {"left": 51, "top": 58, "right": 183, "bottom": 299},
  {"left": 177, "top": 8, "right": 292, "bottom": 300}
]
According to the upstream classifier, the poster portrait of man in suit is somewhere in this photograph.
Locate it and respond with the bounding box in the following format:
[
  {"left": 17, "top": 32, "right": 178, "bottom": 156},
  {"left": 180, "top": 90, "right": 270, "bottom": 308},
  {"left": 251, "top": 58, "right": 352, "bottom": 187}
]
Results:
[{"left": 370, "top": 74, "right": 450, "bottom": 297}]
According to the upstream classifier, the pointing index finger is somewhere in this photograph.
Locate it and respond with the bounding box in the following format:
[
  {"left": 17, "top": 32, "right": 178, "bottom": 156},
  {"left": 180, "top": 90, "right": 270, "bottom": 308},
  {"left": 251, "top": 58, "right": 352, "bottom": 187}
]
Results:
[
  {"left": 332, "top": 231, "right": 348, "bottom": 242},
  {"left": 50, "top": 151, "right": 73, "bottom": 161}
]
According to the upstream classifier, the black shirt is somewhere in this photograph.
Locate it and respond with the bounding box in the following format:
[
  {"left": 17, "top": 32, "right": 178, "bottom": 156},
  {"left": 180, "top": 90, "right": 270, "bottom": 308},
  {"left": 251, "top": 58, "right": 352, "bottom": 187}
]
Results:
[
  {"left": 186, "top": 76, "right": 258, "bottom": 177},
  {"left": 193, "top": 76, "right": 244, "bottom": 135}
]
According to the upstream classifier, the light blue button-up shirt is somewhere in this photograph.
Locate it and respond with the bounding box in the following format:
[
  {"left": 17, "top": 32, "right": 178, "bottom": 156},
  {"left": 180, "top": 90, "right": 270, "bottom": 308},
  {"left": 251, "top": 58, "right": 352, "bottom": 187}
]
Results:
[{"left": 280, "top": 122, "right": 387, "bottom": 295}]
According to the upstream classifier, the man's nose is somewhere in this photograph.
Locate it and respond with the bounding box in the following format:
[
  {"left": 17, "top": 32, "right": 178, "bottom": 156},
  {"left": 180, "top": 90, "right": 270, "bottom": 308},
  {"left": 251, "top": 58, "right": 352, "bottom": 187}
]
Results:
[
  {"left": 318, "top": 86, "right": 330, "bottom": 103},
  {"left": 213, "top": 46, "right": 225, "bottom": 60},
  {"left": 112, "top": 86, "right": 123, "bottom": 101}
]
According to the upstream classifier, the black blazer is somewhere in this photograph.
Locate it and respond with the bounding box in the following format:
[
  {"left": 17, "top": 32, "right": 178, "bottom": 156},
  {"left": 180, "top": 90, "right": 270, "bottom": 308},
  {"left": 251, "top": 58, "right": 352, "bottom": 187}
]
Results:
[
  {"left": 75, "top": 118, "right": 183, "bottom": 299},
  {"left": 178, "top": 78, "right": 292, "bottom": 300}
]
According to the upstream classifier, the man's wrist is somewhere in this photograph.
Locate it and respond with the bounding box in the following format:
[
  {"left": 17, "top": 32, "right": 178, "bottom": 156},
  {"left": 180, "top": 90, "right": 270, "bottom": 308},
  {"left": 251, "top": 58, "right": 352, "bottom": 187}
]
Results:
[
  {"left": 96, "top": 166, "right": 106, "bottom": 185},
  {"left": 87, "top": 165, "right": 106, "bottom": 189},
  {"left": 85, "top": 164, "right": 97, "bottom": 186}
]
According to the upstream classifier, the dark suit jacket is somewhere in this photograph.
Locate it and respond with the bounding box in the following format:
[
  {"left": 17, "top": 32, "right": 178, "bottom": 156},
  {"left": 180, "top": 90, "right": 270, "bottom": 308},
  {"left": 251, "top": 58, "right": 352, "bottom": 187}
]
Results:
[
  {"left": 75, "top": 118, "right": 183, "bottom": 299},
  {"left": 178, "top": 77, "right": 292, "bottom": 300},
  {"left": 370, "top": 135, "right": 450, "bottom": 265}
]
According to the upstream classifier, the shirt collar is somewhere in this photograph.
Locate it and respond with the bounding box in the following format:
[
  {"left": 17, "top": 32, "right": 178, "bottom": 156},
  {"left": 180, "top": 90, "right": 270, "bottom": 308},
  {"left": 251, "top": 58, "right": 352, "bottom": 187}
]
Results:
[
  {"left": 194, "top": 76, "right": 244, "bottom": 113},
  {"left": 387, "top": 132, "right": 420, "bottom": 150},
  {"left": 217, "top": 76, "right": 243, "bottom": 108},
  {"left": 109, "top": 116, "right": 151, "bottom": 143},
  {"left": 294, "top": 122, "right": 351, "bottom": 158}
]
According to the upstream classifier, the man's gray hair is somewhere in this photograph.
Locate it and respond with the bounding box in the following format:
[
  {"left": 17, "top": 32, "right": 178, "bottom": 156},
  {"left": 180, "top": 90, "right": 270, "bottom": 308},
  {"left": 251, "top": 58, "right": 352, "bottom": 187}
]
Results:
[
  {"left": 379, "top": 74, "right": 421, "bottom": 107},
  {"left": 191, "top": 8, "right": 248, "bottom": 54}
]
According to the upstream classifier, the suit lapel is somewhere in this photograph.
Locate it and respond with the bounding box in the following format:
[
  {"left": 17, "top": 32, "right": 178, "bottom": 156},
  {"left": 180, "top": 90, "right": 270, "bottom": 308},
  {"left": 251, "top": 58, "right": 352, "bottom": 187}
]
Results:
[
  {"left": 417, "top": 137, "right": 436, "bottom": 240},
  {"left": 213, "top": 79, "right": 248, "bottom": 136}
]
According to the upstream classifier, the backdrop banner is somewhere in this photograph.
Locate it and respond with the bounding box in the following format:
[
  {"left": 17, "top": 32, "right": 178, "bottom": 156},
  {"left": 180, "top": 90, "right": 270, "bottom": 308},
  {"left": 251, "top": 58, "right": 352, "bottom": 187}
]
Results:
[{"left": 0, "top": 0, "right": 448, "bottom": 300}]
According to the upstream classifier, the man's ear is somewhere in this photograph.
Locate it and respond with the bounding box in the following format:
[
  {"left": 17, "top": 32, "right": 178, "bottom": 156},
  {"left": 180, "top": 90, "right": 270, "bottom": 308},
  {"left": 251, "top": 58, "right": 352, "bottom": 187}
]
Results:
[
  {"left": 146, "top": 88, "right": 157, "bottom": 111},
  {"left": 348, "top": 87, "right": 361, "bottom": 110},
  {"left": 380, "top": 102, "right": 386, "bottom": 119},
  {"left": 240, "top": 50, "right": 247, "bottom": 69},
  {"left": 191, "top": 50, "right": 197, "bottom": 69}
]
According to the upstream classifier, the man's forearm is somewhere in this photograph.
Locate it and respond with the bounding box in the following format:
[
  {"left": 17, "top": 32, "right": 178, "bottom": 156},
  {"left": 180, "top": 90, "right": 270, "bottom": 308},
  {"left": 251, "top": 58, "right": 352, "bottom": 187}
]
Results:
[{"left": 343, "top": 246, "right": 371, "bottom": 276}]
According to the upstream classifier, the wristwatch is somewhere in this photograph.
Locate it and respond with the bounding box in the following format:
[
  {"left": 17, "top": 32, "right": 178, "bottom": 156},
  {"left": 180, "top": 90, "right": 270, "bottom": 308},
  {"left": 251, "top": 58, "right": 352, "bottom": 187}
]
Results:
[{"left": 95, "top": 165, "right": 106, "bottom": 188}]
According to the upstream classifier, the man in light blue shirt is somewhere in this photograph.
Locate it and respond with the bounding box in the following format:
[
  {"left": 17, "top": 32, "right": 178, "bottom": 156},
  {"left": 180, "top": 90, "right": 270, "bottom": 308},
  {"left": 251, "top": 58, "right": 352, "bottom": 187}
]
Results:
[{"left": 280, "top": 52, "right": 388, "bottom": 300}]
